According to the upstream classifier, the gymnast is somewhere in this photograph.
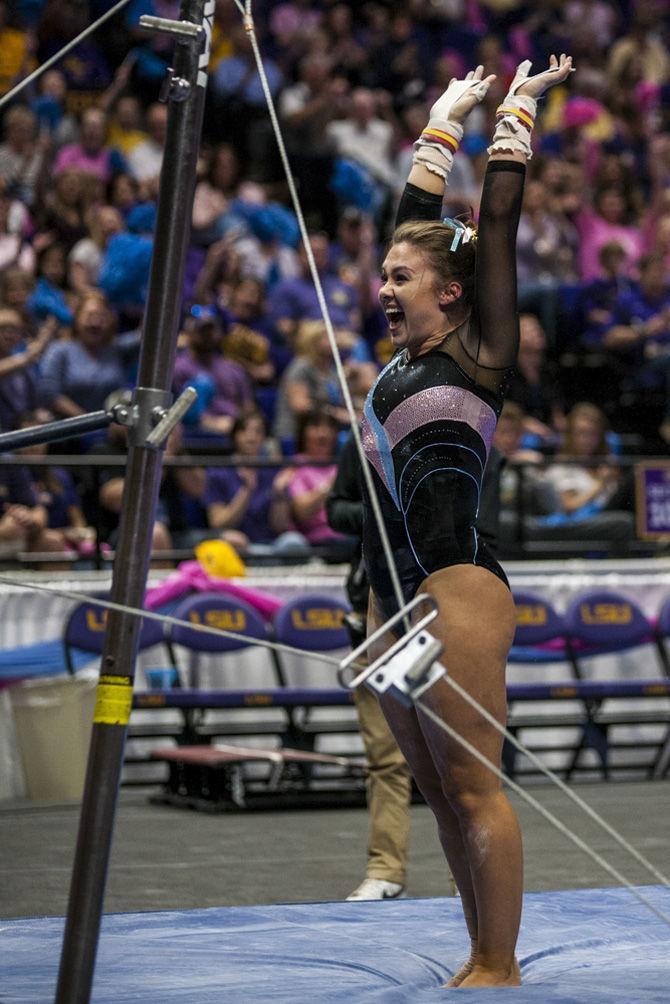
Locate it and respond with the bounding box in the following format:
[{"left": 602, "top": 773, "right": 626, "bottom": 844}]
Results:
[{"left": 360, "top": 54, "right": 573, "bottom": 987}]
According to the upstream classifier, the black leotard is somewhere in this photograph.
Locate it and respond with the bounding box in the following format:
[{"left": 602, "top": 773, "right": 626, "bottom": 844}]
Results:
[{"left": 361, "top": 161, "right": 525, "bottom": 621}]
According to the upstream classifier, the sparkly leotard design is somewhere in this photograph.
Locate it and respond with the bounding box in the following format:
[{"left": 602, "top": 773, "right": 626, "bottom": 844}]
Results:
[
  {"left": 361, "top": 163, "right": 525, "bottom": 620},
  {"left": 361, "top": 347, "right": 507, "bottom": 620}
]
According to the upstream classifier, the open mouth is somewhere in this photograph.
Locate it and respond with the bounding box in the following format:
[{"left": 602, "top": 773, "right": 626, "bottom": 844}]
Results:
[{"left": 385, "top": 308, "right": 405, "bottom": 331}]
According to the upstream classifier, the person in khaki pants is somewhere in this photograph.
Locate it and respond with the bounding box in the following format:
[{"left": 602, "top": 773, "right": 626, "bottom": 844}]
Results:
[{"left": 327, "top": 430, "right": 504, "bottom": 900}]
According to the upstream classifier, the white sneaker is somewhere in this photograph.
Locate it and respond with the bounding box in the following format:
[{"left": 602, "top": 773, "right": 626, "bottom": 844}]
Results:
[{"left": 346, "top": 878, "right": 405, "bottom": 901}]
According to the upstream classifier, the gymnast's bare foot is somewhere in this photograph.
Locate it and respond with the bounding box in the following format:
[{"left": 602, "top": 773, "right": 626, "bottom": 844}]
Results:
[
  {"left": 456, "top": 957, "right": 521, "bottom": 988},
  {"left": 442, "top": 958, "right": 474, "bottom": 987}
]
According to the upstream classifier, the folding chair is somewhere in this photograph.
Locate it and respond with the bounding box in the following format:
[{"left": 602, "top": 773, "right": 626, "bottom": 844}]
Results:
[
  {"left": 563, "top": 589, "right": 657, "bottom": 779},
  {"left": 272, "top": 593, "right": 353, "bottom": 751},
  {"left": 63, "top": 594, "right": 171, "bottom": 677},
  {"left": 504, "top": 591, "right": 574, "bottom": 777}
]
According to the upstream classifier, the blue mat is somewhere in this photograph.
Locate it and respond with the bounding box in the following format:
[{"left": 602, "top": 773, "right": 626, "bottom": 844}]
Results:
[{"left": 2, "top": 887, "right": 669, "bottom": 1002}]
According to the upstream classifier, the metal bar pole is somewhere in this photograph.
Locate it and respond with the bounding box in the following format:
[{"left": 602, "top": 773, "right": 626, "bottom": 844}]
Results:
[
  {"left": 0, "top": 411, "right": 113, "bottom": 451},
  {"left": 55, "top": 2, "right": 213, "bottom": 1001}
]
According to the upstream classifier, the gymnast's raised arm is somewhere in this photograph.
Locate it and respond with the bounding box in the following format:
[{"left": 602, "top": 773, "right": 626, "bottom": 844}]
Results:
[{"left": 394, "top": 55, "right": 573, "bottom": 372}]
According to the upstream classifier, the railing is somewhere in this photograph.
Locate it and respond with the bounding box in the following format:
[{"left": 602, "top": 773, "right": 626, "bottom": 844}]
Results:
[{"left": 0, "top": 451, "right": 661, "bottom": 566}]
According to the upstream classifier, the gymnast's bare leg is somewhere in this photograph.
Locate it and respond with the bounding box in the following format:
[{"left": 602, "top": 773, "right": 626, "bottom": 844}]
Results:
[{"left": 368, "top": 563, "right": 522, "bottom": 988}]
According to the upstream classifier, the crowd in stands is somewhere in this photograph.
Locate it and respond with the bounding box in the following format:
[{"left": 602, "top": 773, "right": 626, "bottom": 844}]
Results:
[{"left": 0, "top": 0, "right": 668, "bottom": 565}]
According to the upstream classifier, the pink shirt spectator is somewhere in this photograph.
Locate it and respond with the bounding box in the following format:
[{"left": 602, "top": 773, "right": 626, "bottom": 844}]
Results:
[
  {"left": 53, "top": 145, "right": 120, "bottom": 184},
  {"left": 576, "top": 209, "right": 644, "bottom": 282},
  {"left": 287, "top": 463, "right": 342, "bottom": 544}
]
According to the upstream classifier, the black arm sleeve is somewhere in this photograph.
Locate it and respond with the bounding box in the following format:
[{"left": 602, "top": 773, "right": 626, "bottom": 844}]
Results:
[
  {"left": 471, "top": 161, "right": 526, "bottom": 370},
  {"left": 395, "top": 182, "right": 443, "bottom": 227},
  {"left": 326, "top": 432, "right": 364, "bottom": 536}
]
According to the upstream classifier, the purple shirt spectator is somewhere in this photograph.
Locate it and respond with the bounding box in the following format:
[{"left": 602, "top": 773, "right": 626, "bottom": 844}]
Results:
[
  {"left": 173, "top": 349, "right": 253, "bottom": 420},
  {"left": 204, "top": 465, "right": 278, "bottom": 543},
  {"left": 38, "top": 339, "right": 131, "bottom": 414},
  {"left": 268, "top": 273, "right": 358, "bottom": 331}
]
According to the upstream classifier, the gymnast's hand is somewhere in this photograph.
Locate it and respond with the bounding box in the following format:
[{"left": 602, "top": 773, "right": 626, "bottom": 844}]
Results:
[
  {"left": 511, "top": 54, "right": 574, "bottom": 100},
  {"left": 429, "top": 65, "right": 497, "bottom": 126}
]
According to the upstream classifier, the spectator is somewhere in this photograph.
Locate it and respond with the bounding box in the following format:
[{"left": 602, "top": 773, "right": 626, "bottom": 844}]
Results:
[
  {"left": 286, "top": 410, "right": 354, "bottom": 559},
  {"left": 325, "top": 86, "right": 397, "bottom": 199},
  {"left": 273, "top": 320, "right": 350, "bottom": 449},
  {"left": 0, "top": 180, "right": 34, "bottom": 273},
  {"left": 80, "top": 396, "right": 173, "bottom": 562},
  {"left": 38, "top": 290, "right": 137, "bottom": 420},
  {"left": 506, "top": 314, "right": 566, "bottom": 448},
  {"left": 127, "top": 101, "right": 167, "bottom": 185},
  {"left": 0, "top": 266, "right": 36, "bottom": 334},
  {"left": 191, "top": 142, "right": 241, "bottom": 244},
  {"left": 173, "top": 311, "right": 254, "bottom": 437},
  {"left": 604, "top": 251, "right": 670, "bottom": 440},
  {"left": 0, "top": 459, "right": 59, "bottom": 563},
  {"left": 106, "top": 95, "right": 148, "bottom": 157},
  {"left": 576, "top": 185, "right": 644, "bottom": 282},
  {"left": 27, "top": 241, "right": 74, "bottom": 326},
  {"left": 35, "top": 166, "right": 92, "bottom": 252},
  {"left": 222, "top": 277, "right": 278, "bottom": 385},
  {"left": 515, "top": 175, "right": 579, "bottom": 339},
  {"left": 0, "top": 308, "right": 54, "bottom": 432},
  {"left": 575, "top": 240, "right": 632, "bottom": 350},
  {"left": 204, "top": 410, "right": 302, "bottom": 557},
  {"left": 68, "top": 204, "right": 124, "bottom": 295},
  {"left": 0, "top": 104, "right": 46, "bottom": 206},
  {"left": 268, "top": 231, "right": 360, "bottom": 344},
  {"left": 53, "top": 106, "right": 126, "bottom": 185},
  {"left": 18, "top": 409, "right": 98, "bottom": 561},
  {"left": 0, "top": 1, "right": 35, "bottom": 97},
  {"left": 537, "top": 402, "right": 635, "bottom": 547},
  {"left": 30, "top": 68, "right": 78, "bottom": 148}
]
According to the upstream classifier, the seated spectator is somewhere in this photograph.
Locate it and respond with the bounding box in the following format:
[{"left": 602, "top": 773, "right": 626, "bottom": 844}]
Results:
[
  {"left": 286, "top": 411, "right": 354, "bottom": 560},
  {"left": 325, "top": 86, "right": 397, "bottom": 215},
  {"left": 0, "top": 179, "right": 34, "bottom": 274},
  {"left": 222, "top": 278, "right": 277, "bottom": 385},
  {"left": 506, "top": 314, "right": 566, "bottom": 448},
  {"left": 268, "top": 230, "right": 360, "bottom": 346},
  {"left": 0, "top": 461, "right": 58, "bottom": 563},
  {"left": 537, "top": 403, "right": 635, "bottom": 547},
  {"left": 577, "top": 185, "right": 644, "bottom": 283},
  {"left": 0, "top": 309, "right": 54, "bottom": 432},
  {"left": 0, "top": 104, "right": 46, "bottom": 206},
  {"left": 68, "top": 204, "right": 124, "bottom": 294},
  {"left": 35, "top": 166, "right": 92, "bottom": 253},
  {"left": 127, "top": 101, "right": 167, "bottom": 185},
  {"left": 191, "top": 142, "right": 241, "bottom": 245},
  {"left": 0, "top": 265, "right": 36, "bottom": 334},
  {"left": 273, "top": 320, "right": 350, "bottom": 450},
  {"left": 204, "top": 411, "right": 303, "bottom": 557},
  {"left": 106, "top": 95, "right": 148, "bottom": 157},
  {"left": 38, "top": 291, "right": 138, "bottom": 421},
  {"left": 53, "top": 107, "right": 126, "bottom": 186},
  {"left": 0, "top": 1, "right": 35, "bottom": 97},
  {"left": 107, "top": 171, "right": 141, "bottom": 220},
  {"left": 576, "top": 240, "right": 632, "bottom": 350},
  {"left": 515, "top": 176, "right": 579, "bottom": 341},
  {"left": 27, "top": 241, "right": 74, "bottom": 326},
  {"left": 17, "top": 410, "right": 98, "bottom": 561},
  {"left": 80, "top": 393, "right": 173, "bottom": 563},
  {"left": 603, "top": 251, "right": 670, "bottom": 438},
  {"left": 173, "top": 311, "right": 254, "bottom": 438},
  {"left": 30, "top": 69, "right": 79, "bottom": 149}
]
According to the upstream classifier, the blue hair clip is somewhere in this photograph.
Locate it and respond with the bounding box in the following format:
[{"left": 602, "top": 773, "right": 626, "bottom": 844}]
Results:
[{"left": 442, "top": 216, "right": 475, "bottom": 252}]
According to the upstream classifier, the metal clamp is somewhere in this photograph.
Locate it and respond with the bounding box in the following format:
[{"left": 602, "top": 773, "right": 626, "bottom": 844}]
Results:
[
  {"left": 338, "top": 594, "right": 447, "bottom": 708},
  {"left": 138, "top": 15, "right": 206, "bottom": 44},
  {"left": 146, "top": 386, "right": 198, "bottom": 448}
]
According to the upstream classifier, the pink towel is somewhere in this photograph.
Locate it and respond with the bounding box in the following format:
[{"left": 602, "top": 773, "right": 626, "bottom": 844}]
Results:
[{"left": 144, "top": 560, "right": 283, "bottom": 620}]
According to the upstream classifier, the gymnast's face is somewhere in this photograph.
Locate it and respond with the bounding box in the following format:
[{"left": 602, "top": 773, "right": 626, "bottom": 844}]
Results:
[{"left": 379, "top": 242, "right": 452, "bottom": 356}]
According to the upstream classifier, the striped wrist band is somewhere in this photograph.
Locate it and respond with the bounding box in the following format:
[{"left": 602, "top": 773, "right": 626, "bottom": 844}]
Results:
[
  {"left": 419, "top": 127, "right": 461, "bottom": 152},
  {"left": 495, "top": 105, "right": 535, "bottom": 131}
]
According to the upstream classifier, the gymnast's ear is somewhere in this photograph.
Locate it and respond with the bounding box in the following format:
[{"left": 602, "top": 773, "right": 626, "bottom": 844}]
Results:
[{"left": 438, "top": 282, "right": 463, "bottom": 307}]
